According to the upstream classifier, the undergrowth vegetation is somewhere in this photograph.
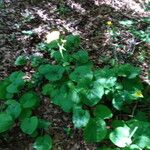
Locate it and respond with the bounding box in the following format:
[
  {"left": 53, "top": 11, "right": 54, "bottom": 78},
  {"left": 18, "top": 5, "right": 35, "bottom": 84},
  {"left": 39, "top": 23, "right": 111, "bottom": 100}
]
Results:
[{"left": 0, "top": 19, "right": 150, "bottom": 149}]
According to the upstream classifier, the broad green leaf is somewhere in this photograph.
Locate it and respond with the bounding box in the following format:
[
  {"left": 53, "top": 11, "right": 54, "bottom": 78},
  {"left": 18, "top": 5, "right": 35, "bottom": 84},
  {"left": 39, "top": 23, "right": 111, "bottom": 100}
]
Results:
[
  {"left": 109, "top": 126, "right": 132, "bottom": 148},
  {"left": 42, "top": 83, "right": 53, "bottom": 96},
  {"left": 0, "top": 113, "right": 14, "bottom": 133},
  {"left": 38, "top": 64, "right": 65, "bottom": 81},
  {"left": 116, "top": 64, "right": 141, "bottom": 79},
  {"left": 94, "top": 104, "right": 113, "bottom": 119},
  {"left": 112, "top": 120, "right": 126, "bottom": 128},
  {"left": 122, "top": 78, "right": 143, "bottom": 91},
  {"left": 19, "top": 109, "right": 32, "bottom": 121},
  {"left": 15, "top": 55, "right": 27, "bottom": 66},
  {"left": 69, "top": 89, "right": 80, "bottom": 104},
  {"left": 126, "top": 119, "right": 150, "bottom": 149},
  {"left": 0, "top": 79, "right": 10, "bottom": 100},
  {"left": 96, "top": 77, "right": 117, "bottom": 89},
  {"left": 94, "top": 67, "right": 116, "bottom": 78},
  {"left": 31, "top": 56, "right": 44, "bottom": 67},
  {"left": 72, "top": 106, "right": 90, "bottom": 128},
  {"left": 82, "top": 81, "right": 104, "bottom": 106},
  {"left": 6, "top": 83, "right": 18, "bottom": 94},
  {"left": 38, "top": 119, "right": 51, "bottom": 130},
  {"left": 5, "top": 100, "right": 22, "bottom": 119},
  {"left": 69, "top": 66, "right": 93, "bottom": 82},
  {"left": 112, "top": 89, "right": 142, "bottom": 110},
  {"left": 73, "top": 50, "right": 89, "bottom": 64},
  {"left": 21, "top": 116, "right": 38, "bottom": 135},
  {"left": 112, "top": 95, "right": 124, "bottom": 110},
  {"left": 135, "top": 135, "right": 150, "bottom": 149},
  {"left": 124, "top": 144, "right": 142, "bottom": 150},
  {"left": 52, "top": 85, "right": 74, "bottom": 112},
  {"left": 64, "top": 35, "right": 80, "bottom": 50},
  {"left": 33, "top": 135, "right": 52, "bottom": 150},
  {"left": 84, "top": 117, "right": 107, "bottom": 142},
  {"left": 20, "top": 91, "right": 39, "bottom": 109},
  {"left": 6, "top": 71, "right": 25, "bottom": 94},
  {"left": 9, "top": 71, "right": 25, "bottom": 85}
]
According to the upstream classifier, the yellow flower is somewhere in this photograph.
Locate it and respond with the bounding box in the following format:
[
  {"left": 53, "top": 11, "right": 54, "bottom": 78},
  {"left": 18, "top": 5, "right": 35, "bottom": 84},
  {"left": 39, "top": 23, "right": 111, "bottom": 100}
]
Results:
[
  {"left": 133, "top": 90, "right": 143, "bottom": 98},
  {"left": 106, "top": 21, "right": 113, "bottom": 26}
]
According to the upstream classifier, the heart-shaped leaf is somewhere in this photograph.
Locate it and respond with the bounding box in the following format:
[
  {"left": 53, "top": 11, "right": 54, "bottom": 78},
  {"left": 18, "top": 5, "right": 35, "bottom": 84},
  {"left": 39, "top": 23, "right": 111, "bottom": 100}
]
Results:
[
  {"left": 94, "top": 104, "right": 112, "bottom": 119},
  {"left": 82, "top": 81, "right": 104, "bottom": 106},
  {"left": 6, "top": 100, "right": 22, "bottom": 119},
  {"left": 109, "top": 126, "right": 132, "bottom": 148},
  {"left": 21, "top": 116, "right": 38, "bottom": 135},
  {"left": 38, "top": 64, "right": 65, "bottom": 81},
  {"left": 33, "top": 135, "right": 52, "bottom": 150},
  {"left": 15, "top": 55, "right": 27, "bottom": 66},
  {"left": 72, "top": 106, "right": 90, "bottom": 128},
  {"left": 84, "top": 117, "right": 107, "bottom": 142},
  {"left": 73, "top": 50, "right": 89, "bottom": 64},
  {"left": 0, "top": 79, "right": 10, "bottom": 100},
  {"left": 0, "top": 113, "right": 14, "bottom": 133},
  {"left": 69, "top": 66, "right": 93, "bottom": 82},
  {"left": 20, "top": 91, "right": 39, "bottom": 109}
]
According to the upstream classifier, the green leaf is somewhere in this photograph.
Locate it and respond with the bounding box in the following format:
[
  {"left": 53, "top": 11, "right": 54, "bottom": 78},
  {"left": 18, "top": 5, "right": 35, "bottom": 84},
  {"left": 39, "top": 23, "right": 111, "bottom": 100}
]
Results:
[
  {"left": 6, "top": 71, "right": 25, "bottom": 94},
  {"left": 42, "top": 83, "right": 53, "bottom": 97},
  {"left": 6, "top": 83, "right": 18, "bottom": 94},
  {"left": 96, "top": 77, "right": 117, "bottom": 89},
  {"left": 9, "top": 71, "right": 25, "bottom": 84},
  {"left": 38, "top": 119, "right": 51, "bottom": 130},
  {"left": 126, "top": 119, "right": 150, "bottom": 149},
  {"left": 64, "top": 35, "right": 80, "bottom": 50},
  {"left": 69, "top": 89, "right": 80, "bottom": 104},
  {"left": 19, "top": 109, "right": 32, "bottom": 121},
  {"left": 112, "top": 120, "right": 126, "bottom": 128},
  {"left": 124, "top": 144, "right": 142, "bottom": 150},
  {"left": 21, "top": 116, "right": 38, "bottom": 135},
  {"left": 69, "top": 66, "right": 93, "bottom": 83},
  {"left": 94, "top": 67, "right": 116, "bottom": 78},
  {"left": 116, "top": 64, "right": 141, "bottom": 79},
  {"left": 52, "top": 85, "right": 74, "bottom": 112},
  {"left": 15, "top": 55, "right": 27, "bottom": 66},
  {"left": 135, "top": 135, "right": 150, "bottom": 149},
  {"left": 0, "top": 79, "right": 10, "bottom": 100},
  {"left": 38, "top": 64, "right": 65, "bottom": 81},
  {"left": 72, "top": 106, "right": 90, "bottom": 128},
  {"left": 5, "top": 100, "right": 22, "bottom": 119},
  {"left": 94, "top": 104, "right": 113, "bottom": 119},
  {"left": 109, "top": 126, "right": 132, "bottom": 148},
  {"left": 33, "top": 135, "right": 52, "bottom": 150},
  {"left": 30, "top": 56, "right": 44, "bottom": 67},
  {"left": 84, "top": 117, "right": 107, "bottom": 142},
  {"left": 112, "top": 95, "right": 124, "bottom": 110},
  {"left": 0, "top": 113, "right": 14, "bottom": 133},
  {"left": 73, "top": 50, "right": 89, "bottom": 64},
  {"left": 20, "top": 91, "right": 39, "bottom": 109},
  {"left": 82, "top": 81, "right": 104, "bottom": 106}
]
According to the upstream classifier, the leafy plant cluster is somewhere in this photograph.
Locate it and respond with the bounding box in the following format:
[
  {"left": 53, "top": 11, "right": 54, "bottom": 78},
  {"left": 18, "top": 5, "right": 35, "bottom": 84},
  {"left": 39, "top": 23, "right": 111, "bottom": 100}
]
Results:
[{"left": 0, "top": 34, "right": 150, "bottom": 150}]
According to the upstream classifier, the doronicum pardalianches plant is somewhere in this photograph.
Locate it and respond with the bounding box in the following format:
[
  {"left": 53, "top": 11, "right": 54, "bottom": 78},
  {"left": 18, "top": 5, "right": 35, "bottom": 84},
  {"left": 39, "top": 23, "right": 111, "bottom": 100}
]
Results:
[{"left": 0, "top": 32, "right": 150, "bottom": 150}]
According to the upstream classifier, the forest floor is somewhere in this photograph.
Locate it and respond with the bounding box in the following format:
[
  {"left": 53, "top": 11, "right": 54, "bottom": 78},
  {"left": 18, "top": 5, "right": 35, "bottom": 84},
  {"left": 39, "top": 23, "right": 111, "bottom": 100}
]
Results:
[{"left": 0, "top": 0, "right": 150, "bottom": 150}]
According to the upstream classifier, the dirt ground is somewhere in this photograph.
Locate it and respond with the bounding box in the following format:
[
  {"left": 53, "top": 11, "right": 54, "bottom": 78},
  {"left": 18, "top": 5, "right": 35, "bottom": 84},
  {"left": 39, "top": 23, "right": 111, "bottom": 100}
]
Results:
[{"left": 0, "top": 0, "right": 150, "bottom": 149}]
